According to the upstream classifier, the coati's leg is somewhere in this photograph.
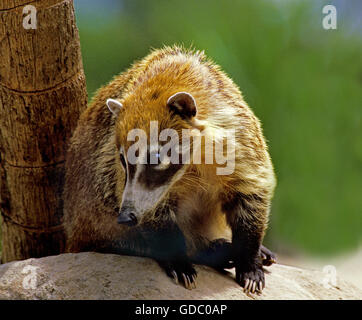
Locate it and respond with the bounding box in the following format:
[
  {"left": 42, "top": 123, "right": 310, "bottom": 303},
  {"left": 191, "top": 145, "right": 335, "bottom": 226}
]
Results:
[
  {"left": 94, "top": 217, "right": 197, "bottom": 290},
  {"left": 192, "top": 239, "right": 276, "bottom": 270},
  {"left": 65, "top": 201, "right": 197, "bottom": 289},
  {"left": 143, "top": 221, "right": 197, "bottom": 290},
  {"left": 260, "top": 244, "right": 277, "bottom": 266},
  {"left": 192, "top": 238, "right": 234, "bottom": 270},
  {"left": 222, "top": 192, "right": 270, "bottom": 294}
]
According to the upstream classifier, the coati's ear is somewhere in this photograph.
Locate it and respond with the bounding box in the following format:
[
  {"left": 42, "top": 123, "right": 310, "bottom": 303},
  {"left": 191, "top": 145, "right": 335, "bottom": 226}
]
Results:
[
  {"left": 106, "top": 98, "right": 123, "bottom": 116},
  {"left": 167, "top": 92, "right": 197, "bottom": 119}
]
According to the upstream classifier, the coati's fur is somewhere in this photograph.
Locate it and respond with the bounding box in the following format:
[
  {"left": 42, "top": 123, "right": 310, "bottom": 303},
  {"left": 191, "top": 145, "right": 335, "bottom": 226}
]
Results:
[{"left": 63, "top": 46, "right": 276, "bottom": 293}]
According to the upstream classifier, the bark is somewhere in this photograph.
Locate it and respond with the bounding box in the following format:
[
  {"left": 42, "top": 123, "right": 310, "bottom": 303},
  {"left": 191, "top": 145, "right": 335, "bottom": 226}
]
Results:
[{"left": 0, "top": 0, "right": 87, "bottom": 262}]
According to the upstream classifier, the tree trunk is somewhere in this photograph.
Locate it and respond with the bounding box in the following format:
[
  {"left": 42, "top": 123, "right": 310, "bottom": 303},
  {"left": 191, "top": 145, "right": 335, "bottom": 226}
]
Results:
[{"left": 0, "top": 0, "right": 87, "bottom": 263}]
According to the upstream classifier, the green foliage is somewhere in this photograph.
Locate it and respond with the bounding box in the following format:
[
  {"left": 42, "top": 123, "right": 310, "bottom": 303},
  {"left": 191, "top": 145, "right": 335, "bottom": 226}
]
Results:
[{"left": 30, "top": 0, "right": 362, "bottom": 256}]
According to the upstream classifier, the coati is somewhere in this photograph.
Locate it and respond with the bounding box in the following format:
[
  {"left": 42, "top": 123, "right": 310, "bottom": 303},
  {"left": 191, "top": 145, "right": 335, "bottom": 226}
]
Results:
[{"left": 63, "top": 46, "right": 277, "bottom": 294}]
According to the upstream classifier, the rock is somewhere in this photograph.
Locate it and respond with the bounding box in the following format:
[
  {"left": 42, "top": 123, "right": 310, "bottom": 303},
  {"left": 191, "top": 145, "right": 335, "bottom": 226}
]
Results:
[{"left": 0, "top": 252, "right": 360, "bottom": 300}]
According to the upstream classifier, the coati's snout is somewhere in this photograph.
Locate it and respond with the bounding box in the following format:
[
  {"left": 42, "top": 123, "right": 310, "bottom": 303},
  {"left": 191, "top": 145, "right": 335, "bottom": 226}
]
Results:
[
  {"left": 118, "top": 162, "right": 185, "bottom": 226},
  {"left": 118, "top": 202, "right": 137, "bottom": 226}
]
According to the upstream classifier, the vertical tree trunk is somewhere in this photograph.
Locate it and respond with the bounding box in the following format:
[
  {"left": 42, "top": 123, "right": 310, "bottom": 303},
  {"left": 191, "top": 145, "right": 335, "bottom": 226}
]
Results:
[{"left": 0, "top": 0, "right": 87, "bottom": 262}]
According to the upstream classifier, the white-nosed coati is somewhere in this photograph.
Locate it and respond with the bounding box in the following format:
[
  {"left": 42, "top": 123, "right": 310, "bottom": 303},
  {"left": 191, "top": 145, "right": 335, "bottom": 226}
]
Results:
[{"left": 63, "top": 46, "right": 277, "bottom": 294}]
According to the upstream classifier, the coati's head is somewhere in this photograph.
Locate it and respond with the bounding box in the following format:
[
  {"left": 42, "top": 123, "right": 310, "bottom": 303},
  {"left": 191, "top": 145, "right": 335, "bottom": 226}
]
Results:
[{"left": 107, "top": 91, "right": 202, "bottom": 226}]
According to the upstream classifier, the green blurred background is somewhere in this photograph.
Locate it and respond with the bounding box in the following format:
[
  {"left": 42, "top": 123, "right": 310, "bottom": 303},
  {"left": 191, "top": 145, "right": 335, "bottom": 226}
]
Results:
[{"left": 72, "top": 0, "right": 361, "bottom": 257}]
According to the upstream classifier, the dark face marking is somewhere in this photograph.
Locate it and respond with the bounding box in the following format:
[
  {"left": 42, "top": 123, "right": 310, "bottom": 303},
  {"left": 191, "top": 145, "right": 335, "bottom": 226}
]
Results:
[
  {"left": 120, "top": 153, "right": 128, "bottom": 186},
  {"left": 138, "top": 162, "right": 184, "bottom": 189},
  {"left": 127, "top": 163, "right": 137, "bottom": 180},
  {"left": 120, "top": 153, "right": 127, "bottom": 169},
  {"left": 118, "top": 139, "right": 186, "bottom": 218},
  {"left": 139, "top": 144, "right": 184, "bottom": 189}
]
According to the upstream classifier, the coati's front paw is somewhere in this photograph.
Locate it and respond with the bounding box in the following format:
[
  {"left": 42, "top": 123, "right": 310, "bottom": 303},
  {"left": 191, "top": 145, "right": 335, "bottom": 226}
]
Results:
[
  {"left": 235, "top": 263, "right": 265, "bottom": 294},
  {"left": 158, "top": 259, "right": 197, "bottom": 290},
  {"left": 205, "top": 238, "right": 234, "bottom": 269},
  {"left": 260, "top": 245, "right": 277, "bottom": 267}
]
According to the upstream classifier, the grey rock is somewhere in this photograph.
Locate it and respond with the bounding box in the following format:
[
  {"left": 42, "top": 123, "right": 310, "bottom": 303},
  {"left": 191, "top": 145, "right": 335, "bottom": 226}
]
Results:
[{"left": 0, "top": 252, "right": 360, "bottom": 300}]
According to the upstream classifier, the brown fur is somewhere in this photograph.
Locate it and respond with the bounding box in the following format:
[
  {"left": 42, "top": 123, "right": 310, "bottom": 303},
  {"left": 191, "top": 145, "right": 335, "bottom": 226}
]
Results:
[{"left": 63, "top": 46, "right": 276, "bottom": 291}]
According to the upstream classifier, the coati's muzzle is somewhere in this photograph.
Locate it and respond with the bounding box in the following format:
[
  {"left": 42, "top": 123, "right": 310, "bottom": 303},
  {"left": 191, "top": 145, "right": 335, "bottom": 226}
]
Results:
[{"left": 117, "top": 202, "right": 137, "bottom": 226}]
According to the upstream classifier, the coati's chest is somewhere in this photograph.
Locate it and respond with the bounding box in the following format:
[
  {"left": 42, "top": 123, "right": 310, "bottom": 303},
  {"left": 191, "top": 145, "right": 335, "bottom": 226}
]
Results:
[{"left": 175, "top": 182, "right": 231, "bottom": 242}]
